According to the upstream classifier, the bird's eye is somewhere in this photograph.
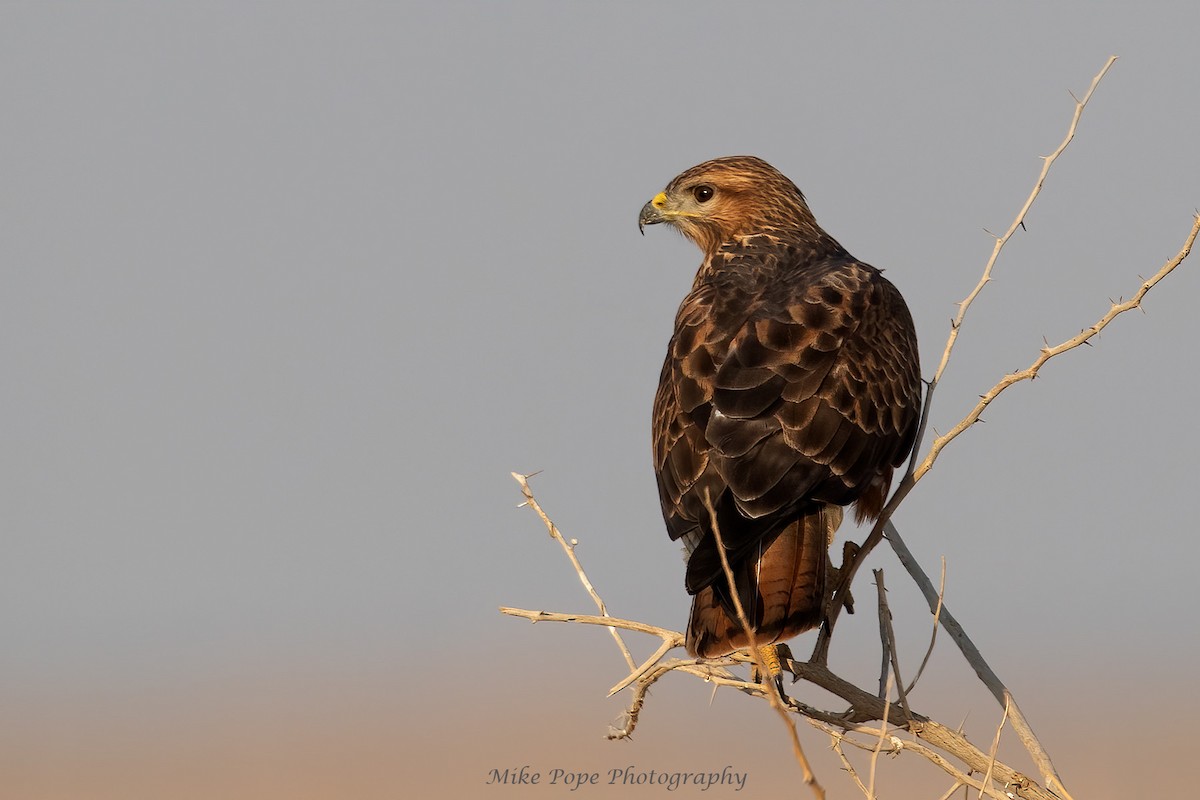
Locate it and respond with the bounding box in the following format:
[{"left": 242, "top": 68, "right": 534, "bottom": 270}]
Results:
[{"left": 692, "top": 185, "right": 714, "bottom": 203}]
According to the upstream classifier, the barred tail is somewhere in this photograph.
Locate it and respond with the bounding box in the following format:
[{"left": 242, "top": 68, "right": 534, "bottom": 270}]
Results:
[{"left": 685, "top": 507, "right": 834, "bottom": 659}]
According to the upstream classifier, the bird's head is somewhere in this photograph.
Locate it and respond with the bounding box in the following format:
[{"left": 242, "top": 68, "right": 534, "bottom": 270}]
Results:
[{"left": 638, "top": 155, "right": 818, "bottom": 257}]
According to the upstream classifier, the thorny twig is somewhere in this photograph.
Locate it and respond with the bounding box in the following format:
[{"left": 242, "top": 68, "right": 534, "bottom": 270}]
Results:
[
  {"left": 701, "top": 490, "right": 826, "bottom": 800},
  {"left": 512, "top": 471, "right": 636, "bottom": 672},
  {"left": 500, "top": 486, "right": 1061, "bottom": 800},
  {"left": 816, "top": 56, "right": 1122, "bottom": 662}
]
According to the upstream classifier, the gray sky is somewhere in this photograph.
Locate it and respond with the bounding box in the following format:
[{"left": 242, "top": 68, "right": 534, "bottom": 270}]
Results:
[{"left": 3, "top": 3, "right": 1197, "bottom": 798}]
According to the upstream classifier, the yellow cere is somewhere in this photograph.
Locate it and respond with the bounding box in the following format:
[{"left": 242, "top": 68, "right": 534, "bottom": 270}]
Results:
[{"left": 651, "top": 192, "right": 668, "bottom": 209}]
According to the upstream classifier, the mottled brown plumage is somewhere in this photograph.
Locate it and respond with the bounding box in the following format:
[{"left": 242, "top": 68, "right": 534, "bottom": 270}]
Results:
[{"left": 640, "top": 156, "right": 921, "bottom": 658}]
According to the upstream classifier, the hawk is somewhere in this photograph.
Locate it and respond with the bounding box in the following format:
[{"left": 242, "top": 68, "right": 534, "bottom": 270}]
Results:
[{"left": 639, "top": 156, "right": 922, "bottom": 661}]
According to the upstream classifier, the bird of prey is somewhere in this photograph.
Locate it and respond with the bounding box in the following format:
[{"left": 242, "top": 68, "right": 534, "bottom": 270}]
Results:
[{"left": 639, "top": 156, "right": 922, "bottom": 664}]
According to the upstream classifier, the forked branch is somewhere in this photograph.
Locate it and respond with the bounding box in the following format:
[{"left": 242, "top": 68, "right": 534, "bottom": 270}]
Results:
[
  {"left": 502, "top": 477, "right": 1059, "bottom": 800},
  {"left": 816, "top": 57, "right": 1126, "bottom": 659}
]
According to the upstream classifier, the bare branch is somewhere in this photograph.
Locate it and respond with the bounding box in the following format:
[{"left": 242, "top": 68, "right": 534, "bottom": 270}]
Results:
[
  {"left": 608, "top": 656, "right": 758, "bottom": 740},
  {"left": 936, "top": 782, "right": 966, "bottom": 800},
  {"left": 896, "top": 737, "right": 1015, "bottom": 800},
  {"left": 978, "top": 695, "right": 1011, "bottom": 800},
  {"left": 867, "top": 675, "right": 893, "bottom": 800},
  {"left": 608, "top": 637, "right": 677, "bottom": 697},
  {"left": 915, "top": 211, "right": 1200, "bottom": 482},
  {"left": 808, "top": 719, "right": 1013, "bottom": 800},
  {"left": 884, "top": 521, "right": 1071, "bottom": 800},
  {"left": 511, "top": 472, "right": 637, "bottom": 671},
  {"left": 875, "top": 587, "right": 890, "bottom": 700},
  {"left": 873, "top": 570, "right": 913, "bottom": 721},
  {"left": 832, "top": 209, "right": 1200, "bottom": 798},
  {"left": 702, "top": 490, "right": 826, "bottom": 800},
  {"left": 504, "top": 580, "right": 1060, "bottom": 798},
  {"left": 498, "top": 606, "right": 683, "bottom": 643},
  {"left": 905, "top": 556, "right": 946, "bottom": 696},
  {"left": 819, "top": 59, "right": 1121, "bottom": 654},
  {"left": 899, "top": 56, "right": 1117, "bottom": 495},
  {"left": 816, "top": 152, "right": 1198, "bottom": 669},
  {"left": 829, "top": 733, "right": 873, "bottom": 799},
  {"left": 783, "top": 659, "right": 1057, "bottom": 799},
  {"left": 928, "top": 56, "right": 1117, "bottom": 393}
]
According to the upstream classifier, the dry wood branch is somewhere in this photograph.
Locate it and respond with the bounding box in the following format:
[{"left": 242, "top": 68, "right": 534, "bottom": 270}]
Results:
[
  {"left": 607, "top": 655, "right": 759, "bottom": 740},
  {"left": 789, "top": 665, "right": 1035, "bottom": 795},
  {"left": 906, "top": 556, "right": 946, "bottom": 696},
  {"left": 498, "top": 607, "right": 683, "bottom": 644},
  {"left": 873, "top": 570, "right": 913, "bottom": 721},
  {"left": 841, "top": 210, "right": 1199, "bottom": 799},
  {"left": 815, "top": 57, "right": 1125, "bottom": 662},
  {"left": 608, "top": 636, "right": 677, "bottom": 697},
  {"left": 915, "top": 210, "right": 1200, "bottom": 483},
  {"left": 867, "top": 676, "right": 892, "bottom": 800},
  {"left": 901, "top": 56, "right": 1115, "bottom": 491},
  {"left": 884, "top": 521, "right": 1069, "bottom": 799},
  {"left": 513, "top": 593, "right": 1057, "bottom": 797},
  {"left": 829, "top": 733, "right": 873, "bottom": 799},
  {"left": 512, "top": 472, "right": 637, "bottom": 671},
  {"left": 874, "top": 593, "right": 890, "bottom": 700},
  {"left": 979, "top": 696, "right": 1012, "bottom": 800},
  {"left": 937, "top": 782, "right": 966, "bottom": 800},
  {"left": 501, "top": 486, "right": 1057, "bottom": 798},
  {"left": 809, "top": 719, "right": 1013, "bottom": 800},
  {"left": 701, "top": 490, "right": 826, "bottom": 800},
  {"left": 929, "top": 56, "right": 1117, "bottom": 394},
  {"left": 896, "top": 737, "right": 1014, "bottom": 800}
]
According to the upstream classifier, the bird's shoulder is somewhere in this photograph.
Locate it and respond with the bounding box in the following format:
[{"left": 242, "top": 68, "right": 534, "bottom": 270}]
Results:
[
  {"left": 658, "top": 231, "right": 919, "bottom": 453},
  {"left": 672, "top": 232, "right": 888, "bottom": 357}
]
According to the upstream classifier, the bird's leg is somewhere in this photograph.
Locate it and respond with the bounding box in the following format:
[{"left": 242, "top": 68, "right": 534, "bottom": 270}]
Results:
[{"left": 751, "top": 643, "right": 789, "bottom": 700}]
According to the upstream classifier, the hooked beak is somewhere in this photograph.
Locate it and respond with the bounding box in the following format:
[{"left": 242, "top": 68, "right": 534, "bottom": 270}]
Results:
[{"left": 638, "top": 192, "right": 669, "bottom": 235}]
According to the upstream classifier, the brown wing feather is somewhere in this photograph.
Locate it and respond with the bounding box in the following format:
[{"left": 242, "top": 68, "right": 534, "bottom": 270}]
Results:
[{"left": 653, "top": 242, "right": 921, "bottom": 657}]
